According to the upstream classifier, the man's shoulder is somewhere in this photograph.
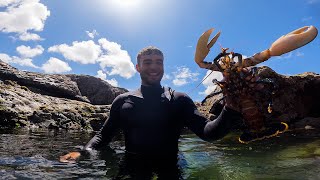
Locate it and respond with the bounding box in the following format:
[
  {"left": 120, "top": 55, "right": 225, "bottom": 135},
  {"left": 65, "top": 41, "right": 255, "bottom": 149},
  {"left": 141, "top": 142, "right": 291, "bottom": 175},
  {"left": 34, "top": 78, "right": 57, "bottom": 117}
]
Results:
[
  {"left": 164, "top": 87, "right": 195, "bottom": 109},
  {"left": 164, "top": 87, "right": 192, "bottom": 101},
  {"left": 113, "top": 88, "right": 142, "bottom": 101},
  {"left": 110, "top": 90, "right": 140, "bottom": 108}
]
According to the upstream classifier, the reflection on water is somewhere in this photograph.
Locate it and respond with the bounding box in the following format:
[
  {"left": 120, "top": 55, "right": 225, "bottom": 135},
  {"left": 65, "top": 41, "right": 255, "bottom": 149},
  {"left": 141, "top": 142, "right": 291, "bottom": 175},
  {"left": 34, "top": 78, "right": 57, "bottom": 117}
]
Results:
[{"left": 0, "top": 129, "right": 320, "bottom": 179}]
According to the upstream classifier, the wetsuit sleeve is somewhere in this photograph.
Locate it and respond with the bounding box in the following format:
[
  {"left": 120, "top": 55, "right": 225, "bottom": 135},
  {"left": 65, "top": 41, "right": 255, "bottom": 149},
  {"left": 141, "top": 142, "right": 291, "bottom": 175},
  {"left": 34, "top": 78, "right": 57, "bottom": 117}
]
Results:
[
  {"left": 203, "top": 106, "right": 242, "bottom": 141},
  {"left": 178, "top": 93, "right": 242, "bottom": 141},
  {"left": 84, "top": 95, "right": 123, "bottom": 150}
]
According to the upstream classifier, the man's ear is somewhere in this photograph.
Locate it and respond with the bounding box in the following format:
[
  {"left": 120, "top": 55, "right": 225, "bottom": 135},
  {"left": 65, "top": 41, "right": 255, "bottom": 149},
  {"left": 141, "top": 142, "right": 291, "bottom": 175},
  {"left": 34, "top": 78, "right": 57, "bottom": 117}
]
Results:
[{"left": 135, "top": 64, "right": 140, "bottom": 73}]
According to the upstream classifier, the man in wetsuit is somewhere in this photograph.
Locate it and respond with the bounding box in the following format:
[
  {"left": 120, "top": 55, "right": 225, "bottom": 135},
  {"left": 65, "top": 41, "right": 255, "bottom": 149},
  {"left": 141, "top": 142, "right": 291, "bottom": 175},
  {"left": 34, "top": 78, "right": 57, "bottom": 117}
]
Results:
[
  {"left": 84, "top": 46, "right": 241, "bottom": 152},
  {"left": 60, "top": 46, "right": 242, "bottom": 178}
]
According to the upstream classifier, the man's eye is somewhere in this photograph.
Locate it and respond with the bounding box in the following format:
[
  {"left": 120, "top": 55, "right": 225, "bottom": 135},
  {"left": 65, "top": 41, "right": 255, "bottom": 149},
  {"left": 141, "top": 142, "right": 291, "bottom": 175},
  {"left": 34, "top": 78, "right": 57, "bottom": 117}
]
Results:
[{"left": 155, "top": 60, "right": 163, "bottom": 64}]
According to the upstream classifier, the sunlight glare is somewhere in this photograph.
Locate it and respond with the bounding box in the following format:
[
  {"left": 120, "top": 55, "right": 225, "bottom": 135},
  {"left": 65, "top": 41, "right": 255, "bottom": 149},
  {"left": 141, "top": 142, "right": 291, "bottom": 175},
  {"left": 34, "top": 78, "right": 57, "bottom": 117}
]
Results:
[{"left": 110, "top": 0, "right": 142, "bottom": 9}]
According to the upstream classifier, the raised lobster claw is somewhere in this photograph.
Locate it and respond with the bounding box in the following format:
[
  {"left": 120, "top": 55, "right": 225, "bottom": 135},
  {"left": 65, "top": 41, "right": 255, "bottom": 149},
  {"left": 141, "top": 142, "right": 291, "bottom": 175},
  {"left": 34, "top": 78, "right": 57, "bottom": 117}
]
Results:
[
  {"left": 270, "top": 25, "right": 318, "bottom": 56},
  {"left": 195, "top": 28, "right": 221, "bottom": 71},
  {"left": 244, "top": 26, "right": 318, "bottom": 67}
]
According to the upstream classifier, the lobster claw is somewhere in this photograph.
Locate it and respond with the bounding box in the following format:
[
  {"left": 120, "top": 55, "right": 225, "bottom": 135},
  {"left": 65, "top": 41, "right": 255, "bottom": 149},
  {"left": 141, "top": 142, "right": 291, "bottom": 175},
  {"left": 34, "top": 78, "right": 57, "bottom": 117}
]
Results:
[
  {"left": 244, "top": 26, "right": 318, "bottom": 67},
  {"left": 195, "top": 28, "right": 221, "bottom": 69},
  {"left": 269, "top": 26, "right": 318, "bottom": 56}
]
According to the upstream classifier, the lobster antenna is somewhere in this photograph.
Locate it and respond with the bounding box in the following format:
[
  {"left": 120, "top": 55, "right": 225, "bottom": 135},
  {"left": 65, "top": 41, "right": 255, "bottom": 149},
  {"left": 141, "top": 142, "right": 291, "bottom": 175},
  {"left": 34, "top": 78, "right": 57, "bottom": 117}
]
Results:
[
  {"left": 218, "top": 42, "right": 223, "bottom": 51},
  {"left": 187, "top": 70, "right": 214, "bottom": 94}
]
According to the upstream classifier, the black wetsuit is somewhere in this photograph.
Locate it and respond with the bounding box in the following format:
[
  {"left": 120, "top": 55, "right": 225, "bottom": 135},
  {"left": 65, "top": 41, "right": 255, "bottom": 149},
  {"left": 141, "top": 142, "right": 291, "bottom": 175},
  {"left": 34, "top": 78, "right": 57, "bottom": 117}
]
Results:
[{"left": 84, "top": 85, "right": 241, "bottom": 157}]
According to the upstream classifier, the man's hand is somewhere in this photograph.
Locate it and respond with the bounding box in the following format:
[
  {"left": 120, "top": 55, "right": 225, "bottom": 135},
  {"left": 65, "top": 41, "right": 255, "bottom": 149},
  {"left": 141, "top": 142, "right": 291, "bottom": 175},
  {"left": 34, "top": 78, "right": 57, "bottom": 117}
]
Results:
[
  {"left": 59, "top": 151, "right": 81, "bottom": 163},
  {"left": 224, "top": 67, "right": 264, "bottom": 111}
]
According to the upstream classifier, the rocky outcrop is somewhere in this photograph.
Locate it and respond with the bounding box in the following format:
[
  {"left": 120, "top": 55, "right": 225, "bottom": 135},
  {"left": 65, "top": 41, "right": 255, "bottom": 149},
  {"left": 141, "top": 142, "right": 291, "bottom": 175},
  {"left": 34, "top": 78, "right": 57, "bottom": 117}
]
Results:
[
  {"left": 0, "top": 60, "right": 127, "bottom": 130},
  {"left": 66, "top": 75, "right": 127, "bottom": 105},
  {"left": 200, "top": 66, "right": 320, "bottom": 132},
  {"left": 0, "top": 61, "right": 127, "bottom": 105}
]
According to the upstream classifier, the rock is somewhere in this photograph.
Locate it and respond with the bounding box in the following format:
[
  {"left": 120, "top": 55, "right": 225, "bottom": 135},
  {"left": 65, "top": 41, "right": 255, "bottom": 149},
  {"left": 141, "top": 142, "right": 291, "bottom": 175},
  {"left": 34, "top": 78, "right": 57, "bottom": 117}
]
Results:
[
  {"left": 0, "top": 60, "right": 126, "bottom": 130},
  {"left": 66, "top": 75, "right": 127, "bottom": 105},
  {"left": 0, "top": 61, "right": 127, "bottom": 104},
  {"left": 0, "top": 61, "right": 83, "bottom": 102}
]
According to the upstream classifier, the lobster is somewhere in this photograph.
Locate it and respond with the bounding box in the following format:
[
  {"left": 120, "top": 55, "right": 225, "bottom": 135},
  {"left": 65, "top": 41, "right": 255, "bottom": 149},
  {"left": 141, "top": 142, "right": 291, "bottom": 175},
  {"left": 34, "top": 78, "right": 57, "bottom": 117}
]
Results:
[{"left": 195, "top": 26, "right": 318, "bottom": 143}]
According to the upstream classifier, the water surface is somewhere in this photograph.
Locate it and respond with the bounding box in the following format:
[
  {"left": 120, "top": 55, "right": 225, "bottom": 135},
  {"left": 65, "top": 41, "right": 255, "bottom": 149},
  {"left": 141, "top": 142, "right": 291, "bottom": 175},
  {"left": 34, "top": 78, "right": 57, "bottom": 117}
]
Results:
[{"left": 0, "top": 129, "right": 319, "bottom": 179}]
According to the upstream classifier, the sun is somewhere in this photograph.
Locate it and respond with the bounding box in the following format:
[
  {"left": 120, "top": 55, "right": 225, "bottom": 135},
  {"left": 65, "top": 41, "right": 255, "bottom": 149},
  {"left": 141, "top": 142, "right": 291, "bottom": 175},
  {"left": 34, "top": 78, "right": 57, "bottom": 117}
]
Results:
[
  {"left": 95, "top": 0, "right": 166, "bottom": 31},
  {"left": 109, "top": 0, "right": 142, "bottom": 9}
]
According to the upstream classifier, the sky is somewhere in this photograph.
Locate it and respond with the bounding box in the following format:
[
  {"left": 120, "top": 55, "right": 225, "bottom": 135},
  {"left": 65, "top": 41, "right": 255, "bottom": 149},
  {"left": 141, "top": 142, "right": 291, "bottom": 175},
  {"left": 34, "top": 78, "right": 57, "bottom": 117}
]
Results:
[{"left": 0, "top": 0, "right": 319, "bottom": 102}]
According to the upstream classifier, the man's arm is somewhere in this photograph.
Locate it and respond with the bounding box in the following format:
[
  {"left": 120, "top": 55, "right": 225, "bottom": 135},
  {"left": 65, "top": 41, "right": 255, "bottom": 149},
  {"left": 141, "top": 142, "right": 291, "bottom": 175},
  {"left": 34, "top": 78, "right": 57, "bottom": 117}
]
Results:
[
  {"left": 59, "top": 94, "right": 124, "bottom": 163},
  {"left": 84, "top": 95, "right": 123, "bottom": 150},
  {"left": 203, "top": 106, "right": 241, "bottom": 140},
  {"left": 178, "top": 93, "right": 242, "bottom": 141}
]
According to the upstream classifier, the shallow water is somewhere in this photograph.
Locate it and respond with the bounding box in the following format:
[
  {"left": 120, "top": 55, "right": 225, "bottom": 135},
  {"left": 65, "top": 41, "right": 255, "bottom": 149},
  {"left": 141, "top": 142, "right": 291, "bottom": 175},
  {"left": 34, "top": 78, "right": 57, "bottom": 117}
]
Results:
[{"left": 0, "top": 129, "right": 319, "bottom": 179}]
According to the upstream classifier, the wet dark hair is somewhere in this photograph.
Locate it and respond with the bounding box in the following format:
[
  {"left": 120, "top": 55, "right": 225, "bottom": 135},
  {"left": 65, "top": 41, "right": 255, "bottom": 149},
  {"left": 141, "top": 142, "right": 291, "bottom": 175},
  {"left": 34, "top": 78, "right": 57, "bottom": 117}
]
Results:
[{"left": 136, "top": 46, "right": 163, "bottom": 64}]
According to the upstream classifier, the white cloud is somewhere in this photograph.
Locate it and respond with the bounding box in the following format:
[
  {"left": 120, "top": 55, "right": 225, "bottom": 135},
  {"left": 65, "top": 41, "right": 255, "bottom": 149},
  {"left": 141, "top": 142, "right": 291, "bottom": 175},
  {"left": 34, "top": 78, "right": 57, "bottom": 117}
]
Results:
[
  {"left": 162, "top": 73, "right": 171, "bottom": 80},
  {"left": 275, "top": 51, "right": 304, "bottom": 59},
  {"left": 172, "top": 66, "right": 199, "bottom": 86},
  {"left": 307, "top": 0, "right": 319, "bottom": 4},
  {"left": 19, "top": 32, "right": 43, "bottom": 41},
  {"left": 173, "top": 78, "right": 187, "bottom": 86},
  {"left": 0, "top": 53, "right": 38, "bottom": 68},
  {"left": 0, "top": 53, "right": 11, "bottom": 62},
  {"left": 86, "top": 29, "right": 99, "bottom": 39},
  {"left": 0, "top": 0, "right": 50, "bottom": 40},
  {"left": 276, "top": 52, "right": 293, "bottom": 59},
  {"left": 41, "top": 57, "right": 72, "bottom": 73},
  {"left": 0, "top": 0, "right": 19, "bottom": 7},
  {"left": 200, "top": 70, "right": 223, "bottom": 95},
  {"left": 47, "top": 38, "right": 135, "bottom": 79},
  {"left": 96, "top": 70, "right": 119, "bottom": 87},
  {"left": 48, "top": 40, "right": 102, "bottom": 64},
  {"left": 302, "top": 16, "right": 312, "bottom": 22},
  {"left": 16, "top": 45, "right": 44, "bottom": 58},
  {"left": 96, "top": 70, "right": 107, "bottom": 80},
  {"left": 106, "top": 78, "right": 119, "bottom": 87},
  {"left": 97, "top": 38, "right": 136, "bottom": 78},
  {"left": 296, "top": 51, "right": 304, "bottom": 57}
]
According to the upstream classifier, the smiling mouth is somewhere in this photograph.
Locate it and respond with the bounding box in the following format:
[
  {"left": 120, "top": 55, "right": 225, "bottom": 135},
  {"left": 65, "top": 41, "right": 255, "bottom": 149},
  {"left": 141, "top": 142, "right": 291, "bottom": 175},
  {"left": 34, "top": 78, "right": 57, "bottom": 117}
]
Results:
[{"left": 149, "top": 73, "right": 159, "bottom": 76}]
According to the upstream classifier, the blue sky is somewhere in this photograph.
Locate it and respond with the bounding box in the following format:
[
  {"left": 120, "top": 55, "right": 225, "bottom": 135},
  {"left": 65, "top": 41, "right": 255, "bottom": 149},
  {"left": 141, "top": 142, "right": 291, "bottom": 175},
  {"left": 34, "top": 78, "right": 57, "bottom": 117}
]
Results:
[{"left": 0, "top": 0, "right": 319, "bottom": 102}]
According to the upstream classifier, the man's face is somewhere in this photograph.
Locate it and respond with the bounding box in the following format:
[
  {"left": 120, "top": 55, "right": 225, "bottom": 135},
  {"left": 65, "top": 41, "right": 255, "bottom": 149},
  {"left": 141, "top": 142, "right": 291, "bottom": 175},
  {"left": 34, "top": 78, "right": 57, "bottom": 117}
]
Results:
[{"left": 136, "top": 54, "right": 164, "bottom": 86}]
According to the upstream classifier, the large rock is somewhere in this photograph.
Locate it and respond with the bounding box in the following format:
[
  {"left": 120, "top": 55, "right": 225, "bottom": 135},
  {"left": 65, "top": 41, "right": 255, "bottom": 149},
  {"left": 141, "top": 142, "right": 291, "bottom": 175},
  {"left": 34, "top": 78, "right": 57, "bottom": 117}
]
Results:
[
  {"left": 0, "top": 60, "right": 127, "bottom": 105},
  {"left": 0, "top": 60, "right": 127, "bottom": 130},
  {"left": 66, "top": 74, "right": 127, "bottom": 105},
  {"left": 200, "top": 66, "right": 320, "bottom": 131}
]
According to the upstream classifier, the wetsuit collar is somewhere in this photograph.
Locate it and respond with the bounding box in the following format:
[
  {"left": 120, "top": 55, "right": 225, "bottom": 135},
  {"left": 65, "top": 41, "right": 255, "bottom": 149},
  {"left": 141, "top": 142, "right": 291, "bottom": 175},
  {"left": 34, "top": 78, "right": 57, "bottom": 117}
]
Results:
[
  {"left": 141, "top": 85, "right": 163, "bottom": 96},
  {"left": 128, "top": 85, "right": 168, "bottom": 99}
]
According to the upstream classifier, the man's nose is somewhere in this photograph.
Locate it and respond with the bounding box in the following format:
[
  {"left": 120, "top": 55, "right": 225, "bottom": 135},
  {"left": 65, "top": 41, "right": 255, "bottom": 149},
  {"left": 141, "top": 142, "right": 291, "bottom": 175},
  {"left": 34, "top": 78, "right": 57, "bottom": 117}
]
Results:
[{"left": 149, "top": 62, "right": 159, "bottom": 70}]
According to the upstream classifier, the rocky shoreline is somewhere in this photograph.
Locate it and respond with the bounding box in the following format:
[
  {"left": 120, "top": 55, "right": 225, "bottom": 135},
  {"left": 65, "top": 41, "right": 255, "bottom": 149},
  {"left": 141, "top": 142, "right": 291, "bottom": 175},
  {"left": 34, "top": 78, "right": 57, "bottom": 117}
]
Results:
[
  {"left": 0, "top": 60, "right": 127, "bottom": 130},
  {"left": 1, "top": 60, "right": 319, "bottom": 134}
]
